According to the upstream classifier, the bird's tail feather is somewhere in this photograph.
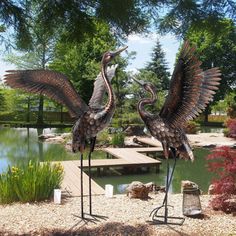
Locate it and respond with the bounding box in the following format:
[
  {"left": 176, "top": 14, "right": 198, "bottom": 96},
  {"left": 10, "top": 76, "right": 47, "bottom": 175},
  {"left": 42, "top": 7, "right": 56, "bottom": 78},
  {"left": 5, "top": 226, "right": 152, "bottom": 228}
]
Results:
[{"left": 177, "top": 141, "right": 194, "bottom": 161}]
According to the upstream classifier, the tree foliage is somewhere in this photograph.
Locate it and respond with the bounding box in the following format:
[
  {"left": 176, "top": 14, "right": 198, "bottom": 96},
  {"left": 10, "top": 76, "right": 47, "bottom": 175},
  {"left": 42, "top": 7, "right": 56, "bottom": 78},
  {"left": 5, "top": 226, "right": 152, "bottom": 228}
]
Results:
[
  {"left": 158, "top": 0, "right": 236, "bottom": 38},
  {"left": 0, "top": 0, "right": 31, "bottom": 48},
  {"left": 49, "top": 21, "right": 120, "bottom": 104},
  {"left": 145, "top": 39, "right": 170, "bottom": 90},
  {"left": 1, "top": 1, "right": 236, "bottom": 49},
  {"left": 31, "top": 0, "right": 158, "bottom": 41},
  {"left": 186, "top": 19, "right": 236, "bottom": 102}
]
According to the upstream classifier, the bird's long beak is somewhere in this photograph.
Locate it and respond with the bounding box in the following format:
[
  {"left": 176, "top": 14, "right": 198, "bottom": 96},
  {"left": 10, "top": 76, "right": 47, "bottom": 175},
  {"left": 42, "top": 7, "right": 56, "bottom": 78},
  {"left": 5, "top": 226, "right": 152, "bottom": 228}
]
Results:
[
  {"left": 111, "top": 46, "right": 128, "bottom": 57},
  {"left": 132, "top": 77, "right": 146, "bottom": 87}
]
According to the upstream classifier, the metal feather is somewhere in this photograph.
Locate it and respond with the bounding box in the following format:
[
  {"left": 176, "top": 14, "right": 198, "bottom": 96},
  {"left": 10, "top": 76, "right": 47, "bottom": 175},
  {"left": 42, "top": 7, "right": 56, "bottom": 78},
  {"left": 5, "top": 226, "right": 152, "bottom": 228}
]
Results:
[
  {"left": 4, "top": 70, "right": 88, "bottom": 119},
  {"left": 160, "top": 41, "right": 221, "bottom": 128},
  {"left": 89, "top": 64, "right": 118, "bottom": 108}
]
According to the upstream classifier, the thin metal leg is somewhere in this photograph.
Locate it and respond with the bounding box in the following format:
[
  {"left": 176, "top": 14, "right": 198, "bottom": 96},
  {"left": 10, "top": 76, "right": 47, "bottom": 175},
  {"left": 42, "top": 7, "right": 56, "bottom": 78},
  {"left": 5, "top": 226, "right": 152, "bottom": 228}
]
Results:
[
  {"left": 88, "top": 150, "right": 92, "bottom": 215},
  {"left": 148, "top": 154, "right": 185, "bottom": 225},
  {"left": 88, "top": 137, "right": 96, "bottom": 216},
  {"left": 80, "top": 153, "right": 84, "bottom": 219}
]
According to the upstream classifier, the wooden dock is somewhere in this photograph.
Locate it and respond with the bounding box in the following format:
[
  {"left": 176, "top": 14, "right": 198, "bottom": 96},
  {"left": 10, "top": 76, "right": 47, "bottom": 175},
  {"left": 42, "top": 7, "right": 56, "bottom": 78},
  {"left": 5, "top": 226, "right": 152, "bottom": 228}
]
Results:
[
  {"left": 53, "top": 147, "right": 162, "bottom": 197},
  {"left": 55, "top": 160, "right": 104, "bottom": 197},
  {"left": 134, "top": 137, "right": 162, "bottom": 147}
]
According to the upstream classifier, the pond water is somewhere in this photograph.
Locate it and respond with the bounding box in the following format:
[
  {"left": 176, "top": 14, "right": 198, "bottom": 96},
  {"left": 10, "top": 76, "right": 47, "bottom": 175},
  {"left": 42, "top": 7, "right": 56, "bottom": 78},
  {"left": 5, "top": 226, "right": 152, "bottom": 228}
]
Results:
[{"left": 0, "top": 127, "right": 216, "bottom": 194}]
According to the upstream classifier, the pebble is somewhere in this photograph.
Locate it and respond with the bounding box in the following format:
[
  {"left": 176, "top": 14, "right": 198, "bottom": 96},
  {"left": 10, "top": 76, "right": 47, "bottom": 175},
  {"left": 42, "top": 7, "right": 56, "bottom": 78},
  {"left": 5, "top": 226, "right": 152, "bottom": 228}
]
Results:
[{"left": 0, "top": 193, "right": 235, "bottom": 235}]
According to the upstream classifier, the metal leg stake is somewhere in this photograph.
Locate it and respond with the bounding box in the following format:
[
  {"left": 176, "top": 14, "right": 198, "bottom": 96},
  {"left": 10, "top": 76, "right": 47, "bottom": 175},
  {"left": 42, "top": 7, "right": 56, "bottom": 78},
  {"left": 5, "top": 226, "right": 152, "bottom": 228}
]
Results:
[
  {"left": 80, "top": 153, "right": 84, "bottom": 219},
  {"left": 88, "top": 137, "right": 96, "bottom": 216},
  {"left": 148, "top": 154, "right": 185, "bottom": 225},
  {"left": 88, "top": 150, "right": 92, "bottom": 215}
]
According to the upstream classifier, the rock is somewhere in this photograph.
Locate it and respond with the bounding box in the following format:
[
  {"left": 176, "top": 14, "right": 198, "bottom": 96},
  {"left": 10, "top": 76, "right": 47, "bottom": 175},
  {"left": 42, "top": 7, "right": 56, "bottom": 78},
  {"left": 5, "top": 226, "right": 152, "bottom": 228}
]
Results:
[
  {"left": 208, "top": 184, "right": 216, "bottom": 195},
  {"left": 144, "top": 182, "right": 155, "bottom": 192},
  {"left": 224, "top": 197, "right": 236, "bottom": 208},
  {"left": 46, "top": 137, "right": 65, "bottom": 144},
  {"left": 126, "top": 181, "right": 152, "bottom": 199},
  {"left": 181, "top": 180, "right": 199, "bottom": 193},
  {"left": 124, "top": 126, "right": 145, "bottom": 136},
  {"left": 38, "top": 133, "right": 56, "bottom": 140}
]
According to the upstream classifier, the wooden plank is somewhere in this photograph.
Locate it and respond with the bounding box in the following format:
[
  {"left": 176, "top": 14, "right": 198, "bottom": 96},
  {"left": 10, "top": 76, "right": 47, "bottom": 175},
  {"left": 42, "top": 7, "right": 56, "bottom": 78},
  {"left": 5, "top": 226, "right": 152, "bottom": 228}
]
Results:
[
  {"left": 71, "top": 161, "right": 104, "bottom": 195},
  {"left": 50, "top": 146, "right": 162, "bottom": 197},
  {"left": 104, "top": 148, "right": 161, "bottom": 164},
  {"left": 132, "top": 147, "right": 162, "bottom": 152},
  {"left": 51, "top": 161, "right": 104, "bottom": 196},
  {"left": 73, "top": 159, "right": 129, "bottom": 168},
  {"left": 135, "top": 137, "right": 162, "bottom": 147}
]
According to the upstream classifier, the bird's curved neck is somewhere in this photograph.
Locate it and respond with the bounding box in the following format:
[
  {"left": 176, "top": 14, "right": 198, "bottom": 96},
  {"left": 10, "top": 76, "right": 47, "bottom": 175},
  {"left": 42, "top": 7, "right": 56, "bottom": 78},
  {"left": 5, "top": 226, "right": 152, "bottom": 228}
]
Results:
[
  {"left": 101, "top": 63, "right": 115, "bottom": 112},
  {"left": 138, "top": 91, "right": 157, "bottom": 118}
]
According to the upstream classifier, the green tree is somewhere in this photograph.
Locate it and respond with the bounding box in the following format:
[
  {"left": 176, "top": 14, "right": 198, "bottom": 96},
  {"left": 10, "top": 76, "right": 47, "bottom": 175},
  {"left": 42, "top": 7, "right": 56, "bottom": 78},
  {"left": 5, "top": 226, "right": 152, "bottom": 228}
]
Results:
[
  {"left": 49, "top": 21, "right": 119, "bottom": 104},
  {"left": 145, "top": 40, "right": 170, "bottom": 90},
  {"left": 158, "top": 0, "right": 236, "bottom": 38},
  {"left": 2, "top": 1, "right": 236, "bottom": 49},
  {"left": 225, "top": 91, "right": 236, "bottom": 118},
  {"left": 125, "top": 69, "right": 166, "bottom": 119},
  {"left": 31, "top": 0, "right": 153, "bottom": 41},
  {"left": 0, "top": 1, "right": 31, "bottom": 48},
  {"left": 0, "top": 87, "right": 7, "bottom": 112},
  {"left": 4, "top": 3, "right": 59, "bottom": 124},
  {"left": 186, "top": 19, "right": 236, "bottom": 121}
]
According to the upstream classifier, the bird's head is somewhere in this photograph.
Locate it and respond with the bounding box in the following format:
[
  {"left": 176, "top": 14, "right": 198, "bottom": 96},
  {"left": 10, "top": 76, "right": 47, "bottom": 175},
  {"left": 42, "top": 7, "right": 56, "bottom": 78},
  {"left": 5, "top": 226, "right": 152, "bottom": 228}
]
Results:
[
  {"left": 102, "top": 46, "right": 128, "bottom": 65},
  {"left": 133, "top": 78, "right": 157, "bottom": 95}
]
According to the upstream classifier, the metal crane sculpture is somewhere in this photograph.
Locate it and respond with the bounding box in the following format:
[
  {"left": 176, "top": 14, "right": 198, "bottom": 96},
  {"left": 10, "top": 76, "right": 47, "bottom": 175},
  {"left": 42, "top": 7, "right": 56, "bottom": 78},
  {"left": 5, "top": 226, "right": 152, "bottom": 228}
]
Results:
[
  {"left": 134, "top": 41, "right": 221, "bottom": 224},
  {"left": 4, "top": 46, "right": 127, "bottom": 219}
]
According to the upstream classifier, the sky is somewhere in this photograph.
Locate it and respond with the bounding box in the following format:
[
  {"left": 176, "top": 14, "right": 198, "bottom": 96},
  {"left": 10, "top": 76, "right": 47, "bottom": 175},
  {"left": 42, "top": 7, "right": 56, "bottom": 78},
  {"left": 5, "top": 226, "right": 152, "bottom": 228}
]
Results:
[
  {"left": 126, "top": 33, "right": 180, "bottom": 73},
  {"left": 0, "top": 33, "right": 180, "bottom": 79}
]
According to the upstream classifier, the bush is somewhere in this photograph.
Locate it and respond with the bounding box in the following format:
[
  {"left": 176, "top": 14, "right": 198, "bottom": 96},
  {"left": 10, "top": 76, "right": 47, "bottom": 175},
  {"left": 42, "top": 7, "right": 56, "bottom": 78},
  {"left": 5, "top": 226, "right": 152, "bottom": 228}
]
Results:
[
  {"left": 224, "top": 118, "right": 236, "bottom": 139},
  {"left": 111, "top": 132, "right": 125, "bottom": 147},
  {"left": 0, "top": 161, "right": 64, "bottom": 204},
  {"left": 97, "top": 129, "right": 111, "bottom": 146},
  {"left": 184, "top": 121, "right": 200, "bottom": 134},
  {"left": 206, "top": 146, "right": 236, "bottom": 213}
]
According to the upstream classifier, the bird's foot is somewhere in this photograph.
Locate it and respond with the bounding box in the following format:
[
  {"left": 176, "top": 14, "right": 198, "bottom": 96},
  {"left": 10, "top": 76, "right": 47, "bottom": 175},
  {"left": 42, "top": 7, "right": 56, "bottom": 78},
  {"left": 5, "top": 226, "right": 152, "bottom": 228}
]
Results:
[
  {"left": 72, "top": 213, "right": 108, "bottom": 224},
  {"left": 147, "top": 204, "right": 184, "bottom": 225}
]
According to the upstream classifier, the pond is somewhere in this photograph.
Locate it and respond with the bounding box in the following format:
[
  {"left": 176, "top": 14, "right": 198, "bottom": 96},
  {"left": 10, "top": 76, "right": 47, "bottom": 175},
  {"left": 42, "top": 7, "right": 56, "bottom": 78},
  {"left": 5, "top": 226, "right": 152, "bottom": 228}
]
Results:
[{"left": 0, "top": 127, "right": 216, "bottom": 194}]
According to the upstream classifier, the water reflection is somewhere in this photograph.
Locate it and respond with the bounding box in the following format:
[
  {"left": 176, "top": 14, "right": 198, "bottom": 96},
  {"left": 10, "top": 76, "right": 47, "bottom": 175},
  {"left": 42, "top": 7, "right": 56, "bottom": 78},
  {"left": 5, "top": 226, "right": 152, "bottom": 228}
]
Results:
[
  {"left": 94, "top": 148, "right": 214, "bottom": 194},
  {"left": 0, "top": 127, "right": 215, "bottom": 194},
  {"left": 0, "top": 127, "right": 76, "bottom": 171}
]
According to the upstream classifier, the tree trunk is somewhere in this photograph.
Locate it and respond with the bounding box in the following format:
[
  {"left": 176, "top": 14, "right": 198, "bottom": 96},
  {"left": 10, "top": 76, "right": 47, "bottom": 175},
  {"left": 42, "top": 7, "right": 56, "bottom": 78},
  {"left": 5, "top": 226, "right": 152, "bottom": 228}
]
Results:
[
  {"left": 60, "top": 105, "right": 63, "bottom": 123},
  {"left": 26, "top": 97, "right": 30, "bottom": 123},
  {"left": 204, "top": 105, "right": 210, "bottom": 124},
  {"left": 37, "top": 95, "right": 44, "bottom": 124}
]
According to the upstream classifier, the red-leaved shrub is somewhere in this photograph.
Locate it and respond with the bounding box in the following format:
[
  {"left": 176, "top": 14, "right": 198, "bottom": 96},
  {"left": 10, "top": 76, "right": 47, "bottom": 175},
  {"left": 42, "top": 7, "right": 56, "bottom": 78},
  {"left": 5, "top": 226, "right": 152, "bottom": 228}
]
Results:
[
  {"left": 224, "top": 118, "right": 236, "bottom": 139},
  {"left": 206, "top": 146, "right": 236, "bottom": 213}
]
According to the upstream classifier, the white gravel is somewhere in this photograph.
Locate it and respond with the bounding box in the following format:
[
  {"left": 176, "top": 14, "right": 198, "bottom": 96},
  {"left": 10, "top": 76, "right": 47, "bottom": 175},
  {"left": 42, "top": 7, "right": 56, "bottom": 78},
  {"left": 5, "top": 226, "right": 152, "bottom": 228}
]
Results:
[{"left": 0, "top": 193, "right": 235, "bottom": 235}]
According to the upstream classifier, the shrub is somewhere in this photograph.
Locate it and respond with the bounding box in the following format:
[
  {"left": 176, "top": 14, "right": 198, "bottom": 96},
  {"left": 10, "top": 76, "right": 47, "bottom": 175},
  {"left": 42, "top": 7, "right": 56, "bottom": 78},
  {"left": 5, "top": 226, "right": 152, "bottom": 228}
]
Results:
[
  {"left": 111, "top": 132, "right": 125, "bottom": 147},
  {"left": 184, "top": 121, "right": 200, "bottom": 134},
  {"left": 224, "top": 118, "right": 236, "bottom": 139},
  {"left": 97, "top": 129, "right": 111, "bottom": 146},
  {"left": 0, "top": 161, "right": 64, "bottom": 204},
  {"left": 206, "top": 146, "right": 236, "bottom": 213}
]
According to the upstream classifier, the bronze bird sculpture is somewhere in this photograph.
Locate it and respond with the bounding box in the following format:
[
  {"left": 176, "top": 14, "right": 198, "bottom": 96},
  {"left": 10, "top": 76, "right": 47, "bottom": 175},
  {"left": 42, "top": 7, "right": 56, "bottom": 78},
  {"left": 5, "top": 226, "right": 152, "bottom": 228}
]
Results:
[
  {"left": 134, "top": 41, "right": 221, "bottom": 223},
  {"left": 4, "top": 46, "right": 127, "bottom": 218}
]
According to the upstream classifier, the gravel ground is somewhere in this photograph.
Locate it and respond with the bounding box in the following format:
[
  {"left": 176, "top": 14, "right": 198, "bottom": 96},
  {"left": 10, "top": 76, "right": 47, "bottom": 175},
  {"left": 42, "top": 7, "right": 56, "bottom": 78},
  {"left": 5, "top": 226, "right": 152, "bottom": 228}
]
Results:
[{"left": 0, "top": 193, "right": 235, "bottom": 236}]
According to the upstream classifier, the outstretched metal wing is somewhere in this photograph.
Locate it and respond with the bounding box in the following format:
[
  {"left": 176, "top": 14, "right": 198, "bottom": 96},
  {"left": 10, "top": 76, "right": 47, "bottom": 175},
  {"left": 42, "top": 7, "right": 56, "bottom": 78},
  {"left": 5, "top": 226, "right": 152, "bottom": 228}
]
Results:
[
  {"left": 89, "top": 64, "right": 118, "bottom": 108},
  {"left": 160, "top": 41, "right": 221, "bottom": 127},
  {"left": 4, "top": 69, "right": 88, "bottom": 119}
]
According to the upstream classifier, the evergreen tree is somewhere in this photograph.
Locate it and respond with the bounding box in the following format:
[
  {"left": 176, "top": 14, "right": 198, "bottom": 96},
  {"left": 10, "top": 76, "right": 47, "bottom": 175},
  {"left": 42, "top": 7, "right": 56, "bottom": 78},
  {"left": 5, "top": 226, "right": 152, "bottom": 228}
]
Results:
[{"left": 145, "top": 40, "right": 170, "bottom": 90}]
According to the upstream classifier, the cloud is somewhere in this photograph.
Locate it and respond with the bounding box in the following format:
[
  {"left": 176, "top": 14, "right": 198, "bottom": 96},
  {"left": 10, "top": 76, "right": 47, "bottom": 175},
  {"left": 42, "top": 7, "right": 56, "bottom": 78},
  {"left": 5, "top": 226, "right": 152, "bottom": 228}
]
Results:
[{"left": 128, "top": 34, "right": 154, "bottom": 44}]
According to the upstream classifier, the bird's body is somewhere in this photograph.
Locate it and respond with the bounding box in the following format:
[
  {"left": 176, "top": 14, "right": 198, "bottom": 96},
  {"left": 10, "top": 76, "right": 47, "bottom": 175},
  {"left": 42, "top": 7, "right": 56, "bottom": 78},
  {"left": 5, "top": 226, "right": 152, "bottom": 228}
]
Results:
[
  {"left": 72, "top": 105, "right": 115, "bottom": 152},
  {"left": 141, "top": 113, "right": 192, "bottom": 159},
  {"left": 135, "top": 41, "right": 221, "bottom": 160}
]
